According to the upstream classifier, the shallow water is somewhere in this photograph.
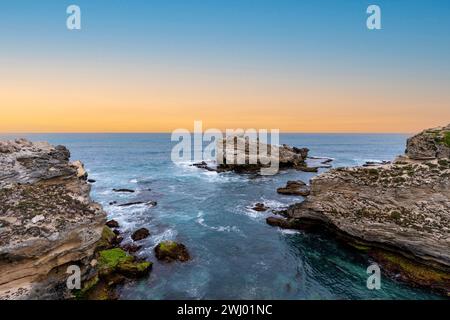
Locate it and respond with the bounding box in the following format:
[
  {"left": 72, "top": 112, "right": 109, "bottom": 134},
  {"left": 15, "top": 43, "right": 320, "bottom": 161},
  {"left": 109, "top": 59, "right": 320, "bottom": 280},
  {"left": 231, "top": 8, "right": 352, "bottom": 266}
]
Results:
[{"left": 3, "top": 133, "right": 443, "bottom": 299}]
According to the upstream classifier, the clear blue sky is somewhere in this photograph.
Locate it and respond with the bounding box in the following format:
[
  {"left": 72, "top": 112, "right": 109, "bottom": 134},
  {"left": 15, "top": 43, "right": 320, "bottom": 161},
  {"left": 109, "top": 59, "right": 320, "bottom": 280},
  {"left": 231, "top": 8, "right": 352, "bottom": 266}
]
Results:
[{"left": 1, "top": 1, "right": 450, "bottom": 132}]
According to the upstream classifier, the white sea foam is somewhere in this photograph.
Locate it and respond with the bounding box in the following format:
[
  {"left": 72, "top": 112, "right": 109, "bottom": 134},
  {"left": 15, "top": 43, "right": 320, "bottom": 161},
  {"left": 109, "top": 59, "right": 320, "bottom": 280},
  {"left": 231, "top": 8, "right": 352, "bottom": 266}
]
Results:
[
  {"left": 278, "top": 228, "right": 301, "bottom": 235},
  {"left": 196, "top": 212, "right": 240, "bottom": 233},
  {"left": 240, "top": 198, "right": 288, "bottom": 220},
  {"left": 151, "top": 228, "right": 178, "bottom": 245}
]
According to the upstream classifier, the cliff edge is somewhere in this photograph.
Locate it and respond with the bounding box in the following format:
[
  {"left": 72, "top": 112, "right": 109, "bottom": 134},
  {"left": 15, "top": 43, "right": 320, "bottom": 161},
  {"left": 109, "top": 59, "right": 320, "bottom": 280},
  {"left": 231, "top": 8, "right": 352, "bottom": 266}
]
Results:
[
  {"left": 0, "top": 139, "right": 106, "bottom": 299},
  {"left": 272, "top": 125, "right": 450, "bottom": 294}
]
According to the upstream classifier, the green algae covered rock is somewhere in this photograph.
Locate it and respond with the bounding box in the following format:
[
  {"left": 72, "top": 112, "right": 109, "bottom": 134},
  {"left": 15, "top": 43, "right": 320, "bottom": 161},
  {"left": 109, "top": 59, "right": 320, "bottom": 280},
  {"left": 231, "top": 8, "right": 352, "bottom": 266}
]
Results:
[
  {"left": 154, "top": 241, "right": 190, "bottom": 262},
  {"left": 98, "top": 248, "right": 152, "bottom": 277}
]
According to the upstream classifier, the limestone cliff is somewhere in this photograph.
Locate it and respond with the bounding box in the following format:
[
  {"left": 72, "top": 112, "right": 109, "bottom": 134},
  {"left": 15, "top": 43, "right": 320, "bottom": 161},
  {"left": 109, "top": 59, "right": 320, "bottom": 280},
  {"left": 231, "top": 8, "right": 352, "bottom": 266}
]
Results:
[
  {"left": 273, "top": 125, "right": 450, "bottom": 294},
  {"left": 0, "top": 139, "right": 106, "bottom": 299}
]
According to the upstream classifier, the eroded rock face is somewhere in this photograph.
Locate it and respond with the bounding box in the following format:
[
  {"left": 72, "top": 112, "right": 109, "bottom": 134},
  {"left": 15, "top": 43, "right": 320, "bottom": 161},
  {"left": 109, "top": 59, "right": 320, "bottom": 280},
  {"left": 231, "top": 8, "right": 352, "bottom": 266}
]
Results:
[
  {"left": 406, "top": 124, "right": 450, "bottom": 160},
  {"left": 0, "top": 139, "right": 107, "bottom": 299},
  {"left": 277, "top": 125, "right": 450, "bottom": 294}
]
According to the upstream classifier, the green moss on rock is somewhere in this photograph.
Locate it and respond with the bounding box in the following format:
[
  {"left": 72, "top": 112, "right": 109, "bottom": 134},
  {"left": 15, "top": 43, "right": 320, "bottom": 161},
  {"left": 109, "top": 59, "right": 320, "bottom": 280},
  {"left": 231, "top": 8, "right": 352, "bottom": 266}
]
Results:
[
  {"left": 97, "top": 248, "right": 152, "bottom": 278},
  {"left": 96, "top": 226, "right": 116, "bottom": 251},
  {"left": 371, "top": 251, "right": 450, "bottom": 295},
  {"left": 72, "top": 275, "right": 99, "bottom": 299},
  {"left": 443, "top": 131, "right": 450, "bottom": 147},
  {"left": 154, "top": 241, "right": 190, "bottom": 262}
]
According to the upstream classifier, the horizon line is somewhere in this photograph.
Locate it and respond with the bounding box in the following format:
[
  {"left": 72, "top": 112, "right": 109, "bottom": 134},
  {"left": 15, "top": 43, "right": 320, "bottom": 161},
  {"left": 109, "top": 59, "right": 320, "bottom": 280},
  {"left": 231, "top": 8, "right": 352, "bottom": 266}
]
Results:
[{"left": 0, "top": 131, "right": 415, "bottom": 135}]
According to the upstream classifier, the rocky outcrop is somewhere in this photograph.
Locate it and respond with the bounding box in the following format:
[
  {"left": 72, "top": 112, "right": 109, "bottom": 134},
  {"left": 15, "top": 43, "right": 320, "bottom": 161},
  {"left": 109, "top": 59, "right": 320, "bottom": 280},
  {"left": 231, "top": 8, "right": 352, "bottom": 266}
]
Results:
[
  {"left": 0, "top": 139, "right": 107, "bottom": 299},
  {"left": 269, "top": 125, "right": 450, "bottom": 295},
  {"left": 277, "top": 180, "right": 310, "bottom": 196},
  {"left": 216, "top": 136, "right": 309, "bottom": 174},
  {"left": 406, "top": 124, "right": 450, "bottom": 160}
]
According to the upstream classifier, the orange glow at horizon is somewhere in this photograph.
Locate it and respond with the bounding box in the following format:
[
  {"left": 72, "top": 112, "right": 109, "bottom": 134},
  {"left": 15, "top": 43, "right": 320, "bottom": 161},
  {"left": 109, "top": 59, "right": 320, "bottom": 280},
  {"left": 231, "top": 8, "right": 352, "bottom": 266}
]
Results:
[{"left": 1, "top": 62, "right": 449, "bottom": 134}]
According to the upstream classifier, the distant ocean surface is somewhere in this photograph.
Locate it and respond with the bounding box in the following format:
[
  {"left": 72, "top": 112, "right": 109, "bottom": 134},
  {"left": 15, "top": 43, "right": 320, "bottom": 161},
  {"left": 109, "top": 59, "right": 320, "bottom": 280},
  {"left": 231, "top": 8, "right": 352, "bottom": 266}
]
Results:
[{"left": 1, "top": 133, "right": 443, "bottom": 300}]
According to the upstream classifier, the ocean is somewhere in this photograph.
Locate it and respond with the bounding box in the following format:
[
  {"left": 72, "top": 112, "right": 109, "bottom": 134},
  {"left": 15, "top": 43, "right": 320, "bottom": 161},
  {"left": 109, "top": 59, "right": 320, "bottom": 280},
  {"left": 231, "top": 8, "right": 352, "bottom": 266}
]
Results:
[{"left": 1, "top": 133, "right": 442, "bottom": 299}]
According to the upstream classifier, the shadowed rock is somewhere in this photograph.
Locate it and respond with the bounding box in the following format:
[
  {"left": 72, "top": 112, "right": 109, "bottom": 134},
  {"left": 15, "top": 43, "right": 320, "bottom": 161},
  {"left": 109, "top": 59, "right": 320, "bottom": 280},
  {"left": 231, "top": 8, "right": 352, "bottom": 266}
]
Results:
[
  {"left": 131, "top": 228, "right": 150, "bottom": 241},
  {"left": 277, "top": 181, "right": 310, "bottom": 196}
]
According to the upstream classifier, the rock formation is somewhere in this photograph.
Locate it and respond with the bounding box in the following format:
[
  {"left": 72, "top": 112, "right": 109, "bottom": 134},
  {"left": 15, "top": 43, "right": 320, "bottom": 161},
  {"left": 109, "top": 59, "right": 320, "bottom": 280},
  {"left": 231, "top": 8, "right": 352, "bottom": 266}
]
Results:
[
  {"left": 277, "top": 180, "right": 310, "bottom": 196},
  {"left": 154, "top": 241, "right": 190, "bottom": 262},
  {"left": 0, "top": 139, "right": 107, "bottom": 299},
  {"left": 406, "top": 123, "right": 450, "bottom": 160},
  {"left": 268, "top": 125, "right": 450, "bottom": 295},
  {"left": 216, "top": 136, "right": 309, "bottom": 174}
]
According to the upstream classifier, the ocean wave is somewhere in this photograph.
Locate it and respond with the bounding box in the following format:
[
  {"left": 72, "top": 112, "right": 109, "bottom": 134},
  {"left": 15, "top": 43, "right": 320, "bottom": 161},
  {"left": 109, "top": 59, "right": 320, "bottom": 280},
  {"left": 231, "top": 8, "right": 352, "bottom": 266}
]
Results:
[
  {"left": 239, "top": 198, "right": 289, "bottom": 219},
  {"left": 196, "top": 212, "right": 240, "bottom": 233},
  {"left": 278, "top": 228, "right": 301, "bottom": 235},
  {"left": 151, "top": 228, "right": 178, "bottom": 245}
]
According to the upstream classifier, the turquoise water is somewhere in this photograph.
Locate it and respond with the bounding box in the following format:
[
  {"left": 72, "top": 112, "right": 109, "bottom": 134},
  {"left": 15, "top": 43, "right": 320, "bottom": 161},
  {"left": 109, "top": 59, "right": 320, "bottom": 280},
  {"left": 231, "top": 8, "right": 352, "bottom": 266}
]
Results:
[{"left": 2, "top": 133, "right": 443, "bottom": 300}]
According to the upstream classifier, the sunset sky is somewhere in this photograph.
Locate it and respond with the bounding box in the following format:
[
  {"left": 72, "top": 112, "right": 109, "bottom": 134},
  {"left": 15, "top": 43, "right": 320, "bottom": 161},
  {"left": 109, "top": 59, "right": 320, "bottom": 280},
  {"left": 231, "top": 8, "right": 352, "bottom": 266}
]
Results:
[{"left": 1, "top": 0, "right": 450, "bottom": 133}]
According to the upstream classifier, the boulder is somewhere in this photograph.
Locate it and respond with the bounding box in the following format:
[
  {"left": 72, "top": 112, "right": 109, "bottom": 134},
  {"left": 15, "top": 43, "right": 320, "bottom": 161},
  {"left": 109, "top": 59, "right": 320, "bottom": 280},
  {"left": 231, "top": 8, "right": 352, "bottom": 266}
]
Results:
[
  {"left": 154, "top": 241, "right": 190, "bottom": 262},
  {"left": 131, "top": 228, "right": 150, "bottom": 241}
]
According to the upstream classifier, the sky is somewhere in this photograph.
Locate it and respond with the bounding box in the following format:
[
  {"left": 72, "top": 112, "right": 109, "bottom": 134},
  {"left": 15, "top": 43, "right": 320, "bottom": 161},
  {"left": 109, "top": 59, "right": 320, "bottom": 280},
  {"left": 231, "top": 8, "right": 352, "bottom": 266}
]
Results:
[{"left": 1, "top": 0, "right": 450, "bottom": 133}]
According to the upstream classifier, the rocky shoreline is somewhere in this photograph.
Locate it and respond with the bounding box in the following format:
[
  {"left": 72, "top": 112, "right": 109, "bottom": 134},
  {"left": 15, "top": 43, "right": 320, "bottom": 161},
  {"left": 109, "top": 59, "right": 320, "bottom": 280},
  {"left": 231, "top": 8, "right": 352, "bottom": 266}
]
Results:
[
  {"left": 2, "top": 125, "right": 449, "bottom": 298},
  {"left": 0, "top": 139, "right": 189, "bottom": 300},
  {"left": 266, "top": 124, "right": 450, "bottom": 295}
]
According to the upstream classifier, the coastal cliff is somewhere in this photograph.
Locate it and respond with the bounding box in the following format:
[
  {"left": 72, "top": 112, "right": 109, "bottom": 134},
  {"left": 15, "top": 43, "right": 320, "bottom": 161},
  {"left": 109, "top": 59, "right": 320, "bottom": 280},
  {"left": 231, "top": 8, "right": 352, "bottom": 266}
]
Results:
[
  {"left": 0, "top": 139, "right": 106, "bottom": 299},
  {"left": 270, "top": 124, "right": 450, "bottom": 294}
]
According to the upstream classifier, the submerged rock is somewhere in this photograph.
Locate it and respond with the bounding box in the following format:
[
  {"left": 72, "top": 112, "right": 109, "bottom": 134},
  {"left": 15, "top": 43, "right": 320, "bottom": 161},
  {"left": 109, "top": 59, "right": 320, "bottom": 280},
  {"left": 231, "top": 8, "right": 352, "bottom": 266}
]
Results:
[
  {"left": 131, "top": 228, "right": 150, "bottom": 241},
  {"left": 154, "top": 241, "right": 190, "bottom": 262},
  {"left": 274, "top": 124, "right": 450, "bottom": 295},
  {"left": 252, "top": 203, "right": 269, "bottom": 212},
  {"left": 277, "top": 180, "right": 310, "bottom": 196},
  {"left": 0, "top": 139, "right": 106, "bottom": 299},
  {"left": 191, "top": 161, "right": 216, "bottom": 171},
  {"left": 112, "top": 188, "right": 135, "bottom": 193},
  {"left": 117, "top": 201, "right": 157, "bottom": 207}
]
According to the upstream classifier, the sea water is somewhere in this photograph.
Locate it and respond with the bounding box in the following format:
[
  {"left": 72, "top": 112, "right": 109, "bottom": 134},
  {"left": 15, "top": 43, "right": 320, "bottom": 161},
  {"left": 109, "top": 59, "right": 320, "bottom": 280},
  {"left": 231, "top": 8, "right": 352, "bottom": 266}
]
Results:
[{"left": 1, "top": 133, "right": 442, "bottom": 300}]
